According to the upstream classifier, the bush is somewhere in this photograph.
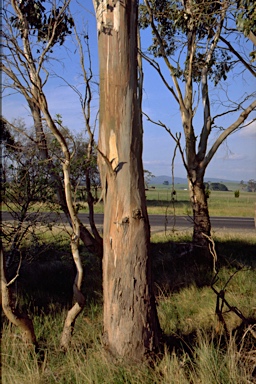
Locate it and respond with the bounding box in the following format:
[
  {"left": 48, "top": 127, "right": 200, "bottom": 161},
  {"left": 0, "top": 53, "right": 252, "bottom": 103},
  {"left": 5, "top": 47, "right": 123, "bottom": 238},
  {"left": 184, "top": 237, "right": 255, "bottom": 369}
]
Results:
[{"left": 234, "top": 190, "right": 240, "bottom": 198}]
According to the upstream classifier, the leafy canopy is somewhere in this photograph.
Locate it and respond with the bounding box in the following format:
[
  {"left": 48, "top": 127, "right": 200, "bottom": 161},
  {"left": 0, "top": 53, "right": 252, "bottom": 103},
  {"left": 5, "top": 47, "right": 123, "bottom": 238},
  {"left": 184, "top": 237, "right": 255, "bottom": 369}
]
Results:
[
  {"left": 10, "top": 0, "right": 74, "bottom": 47},
  {"left": 139, "top": 0, "right": 253, "bottom": 84}
]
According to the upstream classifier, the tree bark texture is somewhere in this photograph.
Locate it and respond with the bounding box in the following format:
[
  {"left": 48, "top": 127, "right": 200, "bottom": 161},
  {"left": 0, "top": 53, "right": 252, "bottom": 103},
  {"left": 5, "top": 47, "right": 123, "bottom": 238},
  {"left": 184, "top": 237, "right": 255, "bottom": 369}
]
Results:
[
  {"left": 188, "top": 174, "right": 211, "bottom": 246},
  {"left": 93, "top": 0, "right": 160, "bottom": 360}
]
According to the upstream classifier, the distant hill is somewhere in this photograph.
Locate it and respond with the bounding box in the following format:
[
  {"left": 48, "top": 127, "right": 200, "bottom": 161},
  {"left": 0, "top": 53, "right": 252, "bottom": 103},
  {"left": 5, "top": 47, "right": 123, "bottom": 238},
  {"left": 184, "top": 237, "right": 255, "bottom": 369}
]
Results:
[
  {"left": 149, "top": 175, "right": 240, "bottom": 185},
  {"left": 149, "top": 176, "right": 187, "bottom": 185}
]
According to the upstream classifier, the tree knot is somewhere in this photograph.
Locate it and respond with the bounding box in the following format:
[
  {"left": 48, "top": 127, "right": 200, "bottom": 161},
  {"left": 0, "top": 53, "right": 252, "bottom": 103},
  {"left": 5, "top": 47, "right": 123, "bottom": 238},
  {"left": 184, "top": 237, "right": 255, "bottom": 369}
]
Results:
[{"left": 132, "top": 208, "right": 143, "bottom": 220}]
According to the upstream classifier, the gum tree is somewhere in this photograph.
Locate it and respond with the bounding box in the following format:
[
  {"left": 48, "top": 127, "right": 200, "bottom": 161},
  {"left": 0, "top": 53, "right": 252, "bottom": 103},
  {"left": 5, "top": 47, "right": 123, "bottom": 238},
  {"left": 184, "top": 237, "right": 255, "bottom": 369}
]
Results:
[
  {"left": 140, "top": 0, "right": 256, "bottom": 255},
  {"left": 92, "top": 0, "right": 160, "bottom": 361},
  {"left": 2, "top": 0, "right": 97, "bottom": 349},
  {"left": 2, "top": 0, "right": 102, "bottom": 255}
]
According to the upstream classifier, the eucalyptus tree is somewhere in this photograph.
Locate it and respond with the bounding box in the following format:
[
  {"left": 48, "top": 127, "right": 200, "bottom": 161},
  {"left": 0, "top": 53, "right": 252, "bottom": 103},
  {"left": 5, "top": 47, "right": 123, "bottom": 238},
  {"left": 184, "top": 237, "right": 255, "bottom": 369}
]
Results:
[
  {"left": 2, "top": 0, "right": 100, "bottom": 349},
  {"left": 140, "top": 0, "right": 256, "bottom": 255},
  {"left": 2, "top": 0, "right": 102, "bottom": 255},
  {"left": 92, "top": 0, "right": 160, "bottom": 361}
]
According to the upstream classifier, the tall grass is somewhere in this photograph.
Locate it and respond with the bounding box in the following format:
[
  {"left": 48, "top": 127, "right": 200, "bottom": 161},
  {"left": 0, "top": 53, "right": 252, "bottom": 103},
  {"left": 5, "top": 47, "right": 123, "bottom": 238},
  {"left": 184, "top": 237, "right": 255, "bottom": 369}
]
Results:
[
  {"left": 2, "top": 310, "right": 255, "bottom": 383},
  {"left": 2, "top": 231, "right": 256, "bottom": 383}
]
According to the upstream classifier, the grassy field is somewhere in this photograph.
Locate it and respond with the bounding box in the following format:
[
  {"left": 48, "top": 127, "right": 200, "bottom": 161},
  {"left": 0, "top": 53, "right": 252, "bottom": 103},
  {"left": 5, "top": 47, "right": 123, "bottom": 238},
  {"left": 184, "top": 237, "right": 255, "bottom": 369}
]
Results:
[
  {"left": 1, "top": 229, "right": 256, "bottom": 383},
  {"left": 145, "top": 187, "right": 256, "bottom": 217},
  {"left": 3, "top": 182, "right": 255, "bottom": 218}
]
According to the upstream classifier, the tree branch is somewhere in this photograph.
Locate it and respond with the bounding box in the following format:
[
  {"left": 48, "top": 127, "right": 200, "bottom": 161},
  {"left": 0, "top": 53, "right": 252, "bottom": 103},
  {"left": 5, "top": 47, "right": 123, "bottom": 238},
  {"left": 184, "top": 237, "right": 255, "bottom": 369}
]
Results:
[
  {"left": 143, "top": 0, "right": 185, "bottom": 110},
  {"left": 203, "top": 99, "right": 256, "bottom": 168},
  {"left": 219, "top": 36, "right": 256, "bottom": 77}
]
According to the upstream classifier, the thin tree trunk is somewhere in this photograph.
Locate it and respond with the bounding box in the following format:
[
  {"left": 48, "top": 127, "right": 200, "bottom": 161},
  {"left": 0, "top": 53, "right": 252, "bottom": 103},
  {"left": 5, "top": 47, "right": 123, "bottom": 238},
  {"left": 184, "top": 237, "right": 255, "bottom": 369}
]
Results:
[
  {"left": 30, "top": 104, "right": 103, "bottom": 256},
  {"left": 38, "top": 106, "right": 86, "bottom": 351},
  {"left": 60, "top": 233, "right": 85, "bottom": 351},
  {"left": 94, "top": 0, "right": 160, "bottom": 361}
]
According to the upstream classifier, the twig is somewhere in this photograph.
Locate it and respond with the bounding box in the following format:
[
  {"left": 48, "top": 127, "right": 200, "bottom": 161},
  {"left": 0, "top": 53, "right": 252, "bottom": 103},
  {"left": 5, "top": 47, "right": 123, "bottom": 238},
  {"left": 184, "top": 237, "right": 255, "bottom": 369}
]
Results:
[
  {"left": 6, "top": 251, "right": 22, "bottom": 287},
  {"left": 202, "top": 232, "right": 217, "bottom": 273}
]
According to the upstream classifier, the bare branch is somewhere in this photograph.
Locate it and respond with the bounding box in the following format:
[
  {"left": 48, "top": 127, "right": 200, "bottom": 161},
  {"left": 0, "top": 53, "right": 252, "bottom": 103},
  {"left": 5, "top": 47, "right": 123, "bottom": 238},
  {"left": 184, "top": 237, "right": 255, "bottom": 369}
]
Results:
[
  {"left": 198, "top": 4, "right": 227, "bottom": 162},
  {"left": 6, "top": 252, "right": 22, "bottom": 287},
  {"left": 219, "top": 36, "right": 256, "bottom": 77},
  {"left": 139, "top": 50, "right": 179, "bottom": 104},
  {"left": 143, "top": 0, "right": 185, "bottom": 110},
  {"left": 203, "top": 99, "right": 256, "bottom": 168},
  {"left": 143, "top": 112, "right": 189, "bottom": 174}
]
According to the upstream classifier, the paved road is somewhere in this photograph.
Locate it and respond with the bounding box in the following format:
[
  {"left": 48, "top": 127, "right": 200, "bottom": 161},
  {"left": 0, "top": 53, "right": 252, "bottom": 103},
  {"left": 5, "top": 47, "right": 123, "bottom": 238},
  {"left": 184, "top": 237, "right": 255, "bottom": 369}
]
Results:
[{"left": 2, "top": 211, "right": 255, "bottom": 231}]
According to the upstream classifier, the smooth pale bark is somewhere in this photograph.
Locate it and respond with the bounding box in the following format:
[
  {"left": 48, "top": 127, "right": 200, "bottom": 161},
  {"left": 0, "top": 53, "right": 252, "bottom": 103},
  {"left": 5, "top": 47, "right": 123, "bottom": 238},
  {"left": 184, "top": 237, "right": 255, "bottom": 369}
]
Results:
[
  {"left": 93, "top": 0, "right": 160, "bottom": 360},
  {"left": 38, "top": 104, "right": 86, "bottom": 351}
]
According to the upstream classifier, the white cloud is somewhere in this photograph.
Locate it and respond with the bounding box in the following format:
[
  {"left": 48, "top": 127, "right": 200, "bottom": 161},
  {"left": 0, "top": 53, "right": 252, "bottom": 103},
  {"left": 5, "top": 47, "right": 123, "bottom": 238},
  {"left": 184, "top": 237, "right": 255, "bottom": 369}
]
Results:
[
  {"left": 238, "top": 120, "right": 256, "bottom": 138},
  {"left": 219, "top": 153, "right": 247, "bottom": 161}
]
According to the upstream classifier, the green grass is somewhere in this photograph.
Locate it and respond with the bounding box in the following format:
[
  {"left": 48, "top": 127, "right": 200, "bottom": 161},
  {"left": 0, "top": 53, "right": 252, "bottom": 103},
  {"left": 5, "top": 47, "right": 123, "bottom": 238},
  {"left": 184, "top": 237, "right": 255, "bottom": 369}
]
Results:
[
  {"left": 145, "top": 188, "right": 256, "bottom": 216},
  {"left": 2, "top": 230, "right": 256, "bottom": 383},
  {"left": 3, "top": 186, "right": 255, "bottom": 217}
]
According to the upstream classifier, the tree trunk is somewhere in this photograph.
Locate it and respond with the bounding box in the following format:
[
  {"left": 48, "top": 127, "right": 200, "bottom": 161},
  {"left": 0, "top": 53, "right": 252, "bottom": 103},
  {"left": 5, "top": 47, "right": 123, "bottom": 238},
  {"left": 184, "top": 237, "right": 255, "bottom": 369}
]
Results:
[
  {"left": 189, "top": 178, "right": 211, "bottom": 242},
  {"left": 29, "top": 103, "right": 103, "bottom": 256},
  {"left": 188, "top": 173, "right": 212, "bottom": 265},
  {"left": 93, "top": 0, "right": 160, "bottom": 361}
]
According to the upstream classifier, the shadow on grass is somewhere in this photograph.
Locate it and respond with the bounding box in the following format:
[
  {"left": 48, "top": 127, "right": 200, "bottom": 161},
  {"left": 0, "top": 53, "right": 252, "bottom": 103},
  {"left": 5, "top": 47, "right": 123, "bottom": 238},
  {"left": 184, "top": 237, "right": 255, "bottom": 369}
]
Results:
[
  {"left": 5, "top": 236, "right": 255, "bottom": 317},
  {"left": 151, "top": 238, "right": 256, "bottom": 294},
  {"left": 6, "top": 242, "right": 102, "bottom": 315}
]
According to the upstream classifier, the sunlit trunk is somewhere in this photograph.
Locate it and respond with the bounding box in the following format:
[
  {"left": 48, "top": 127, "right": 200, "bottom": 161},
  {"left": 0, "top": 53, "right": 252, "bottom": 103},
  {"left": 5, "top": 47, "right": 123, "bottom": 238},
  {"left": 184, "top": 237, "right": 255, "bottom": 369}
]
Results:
[{"left": 93, "top": 0, "right": 160, "bottom": 361}]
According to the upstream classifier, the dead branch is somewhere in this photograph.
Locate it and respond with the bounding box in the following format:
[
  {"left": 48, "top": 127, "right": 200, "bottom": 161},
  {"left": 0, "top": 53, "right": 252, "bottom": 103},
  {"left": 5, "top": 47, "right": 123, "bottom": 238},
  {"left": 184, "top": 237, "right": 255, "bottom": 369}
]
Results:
[
  {"left": 1, "top": 247, "right": 37, "bottom": 347},
  {"left": 202, "top": 232, "right": 218, "bottom": 273},
  {"left": 211, "top": 268, "right": 250, "bottom": 334}
]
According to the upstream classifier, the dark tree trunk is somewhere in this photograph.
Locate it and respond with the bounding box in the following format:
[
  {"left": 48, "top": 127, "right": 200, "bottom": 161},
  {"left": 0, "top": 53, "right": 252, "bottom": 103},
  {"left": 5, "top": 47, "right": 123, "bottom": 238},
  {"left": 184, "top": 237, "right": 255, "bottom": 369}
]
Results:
[{"left": 188, "top": 173, "right": 212, "bottom": 267}]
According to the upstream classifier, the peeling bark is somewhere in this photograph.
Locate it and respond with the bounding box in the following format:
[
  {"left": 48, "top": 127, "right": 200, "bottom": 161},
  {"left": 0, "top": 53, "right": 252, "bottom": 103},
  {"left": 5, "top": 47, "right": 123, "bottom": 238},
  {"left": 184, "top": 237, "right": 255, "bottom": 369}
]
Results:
[{"left": 93, "top": 0, "right": 160, "bottom": 361}]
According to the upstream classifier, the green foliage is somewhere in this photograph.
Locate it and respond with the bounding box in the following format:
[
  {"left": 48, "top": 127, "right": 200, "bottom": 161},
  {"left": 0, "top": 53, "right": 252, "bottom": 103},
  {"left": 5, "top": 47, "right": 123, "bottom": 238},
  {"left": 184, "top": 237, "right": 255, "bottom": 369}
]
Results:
[
  {"left": 139, "top": 0, "right": 234, "bottom": 85},
  {"left": 10, "top": 0, "right": 74, "bottom": 47},
  {"left": 235, "top": 0, "right": 256, "bottom": 60},
  {"left": 235, "top": 0, "right": 256, "bottom": 36},
  {"left": 234, "top": 189, "right": 240, "bottom": 198}
]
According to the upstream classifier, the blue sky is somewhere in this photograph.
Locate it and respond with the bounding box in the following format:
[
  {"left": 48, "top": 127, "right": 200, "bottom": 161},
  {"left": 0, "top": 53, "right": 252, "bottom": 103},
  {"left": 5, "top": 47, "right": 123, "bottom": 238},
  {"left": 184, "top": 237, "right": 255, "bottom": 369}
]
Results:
[{"left": 3, "top": 2, "right": 256, "bottom": 182}]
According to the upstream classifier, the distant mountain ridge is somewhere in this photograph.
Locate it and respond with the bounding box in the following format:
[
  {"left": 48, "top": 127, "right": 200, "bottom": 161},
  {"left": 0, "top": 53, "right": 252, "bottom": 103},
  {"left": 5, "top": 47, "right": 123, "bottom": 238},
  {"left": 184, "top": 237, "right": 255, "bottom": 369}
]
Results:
[{"left": 149, "top": 175, "right": 240, "bottom": 185}]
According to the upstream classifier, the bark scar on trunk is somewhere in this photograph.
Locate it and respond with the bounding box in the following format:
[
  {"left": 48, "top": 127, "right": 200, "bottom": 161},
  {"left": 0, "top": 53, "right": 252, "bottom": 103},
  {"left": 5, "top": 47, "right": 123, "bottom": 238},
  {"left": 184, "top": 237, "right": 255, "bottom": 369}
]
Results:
[{"left": 132, "top": 208, "right": 143, "bottom": 220}]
